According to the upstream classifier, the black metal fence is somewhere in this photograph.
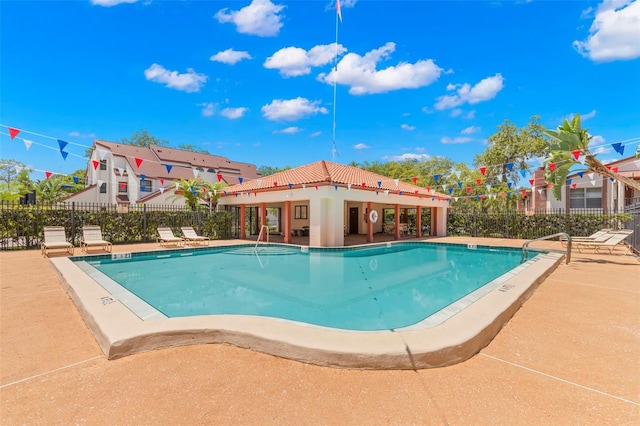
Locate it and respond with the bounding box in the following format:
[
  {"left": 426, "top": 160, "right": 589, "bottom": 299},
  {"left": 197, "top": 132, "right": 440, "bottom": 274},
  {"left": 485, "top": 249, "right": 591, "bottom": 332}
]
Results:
[
  {"left": 1, "top": 202, "right": 637, "bottom": 255},
  {"left": 0, "top": 201, "right": 235, "bottom": 250}
]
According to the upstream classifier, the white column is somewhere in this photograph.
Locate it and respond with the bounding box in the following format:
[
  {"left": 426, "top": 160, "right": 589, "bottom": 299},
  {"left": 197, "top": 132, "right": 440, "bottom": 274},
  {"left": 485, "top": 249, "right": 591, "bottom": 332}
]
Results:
[{"left": 617, "top": 181, "right": 625, "bottom": 211}]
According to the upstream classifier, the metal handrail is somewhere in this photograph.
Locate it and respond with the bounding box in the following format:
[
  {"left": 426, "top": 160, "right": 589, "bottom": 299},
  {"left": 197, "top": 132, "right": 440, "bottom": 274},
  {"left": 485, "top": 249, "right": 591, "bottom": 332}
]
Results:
[
  {"left": 254, "top": 225, "right": 269, "bottom": 251},
  {"left": 522, "top": 232, "right": 571, "bottom": 264}
]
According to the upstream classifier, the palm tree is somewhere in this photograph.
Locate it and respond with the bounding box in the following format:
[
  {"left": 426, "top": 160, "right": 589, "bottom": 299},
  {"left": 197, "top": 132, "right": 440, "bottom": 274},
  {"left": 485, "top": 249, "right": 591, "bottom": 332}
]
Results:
[
  {"left": 543, "top": 114, "right": 640, "bottom": 200},
  {"left": 169, "top": 178, "right": 225, "bottom": 211},
  {"left": 37, "top": 179, "right": 66, "bottom": 204}
]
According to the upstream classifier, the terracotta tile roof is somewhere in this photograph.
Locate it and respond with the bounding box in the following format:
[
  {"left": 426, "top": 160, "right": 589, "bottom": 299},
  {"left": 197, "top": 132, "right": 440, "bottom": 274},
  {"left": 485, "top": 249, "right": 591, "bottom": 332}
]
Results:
[
  {"left": 224, "top": 160, "right": 448, "bottom": 198},
  {"left": 93, "top": 140, "right": 260, "bottom": 183}
]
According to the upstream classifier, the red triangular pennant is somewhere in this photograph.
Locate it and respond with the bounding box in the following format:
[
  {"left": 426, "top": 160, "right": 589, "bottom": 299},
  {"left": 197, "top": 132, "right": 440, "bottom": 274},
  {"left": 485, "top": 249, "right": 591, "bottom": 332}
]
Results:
[
  {"left": 612, "top": 167, "right": 618, "bottom": 173},
  {"left": 476, "top": 178, "right": 482, "bottom": 185},
  {"left": 466, "top": 186, "right": 472, "bottom": 194},
  {"left": 412, "top": 177, "right": 418, "bottom": 184},
  {"left": 160, "top": 179, "right": 164, "bottom": 186},
  {"left": 92, "top": 160, "right": 100, "bottom": 170},
  {"left": 571, "top": 183, "right": 577, "bottom": 189},
  {"left": 135, "top": 158, "right": 143, "bottom": 168},
  {"left": 217, "top": 173, "right": 223, "bottom": 182},
  {"left": 548, "top": 163, "right": 556, "bottom": 172},
  {"left": 8, "top": 127, "right": 20, "bottom": 139},
  {"left": 480, "top": 166, "right": 486, "bottom": 176},
  {"left": 273, "top": 181, "right": 278, "bottom": 187},
  {"left": 571, "top": 149, "right": 581, "bottom": 160},
  {"left": 120, "top": 183, "right": 126, "bottom": 190},
  {"left": 45, "top": 171, "right": 52, "bottom": 179},
  {"left": 529, "top": 179, "right": 534, "bottom": 185}
]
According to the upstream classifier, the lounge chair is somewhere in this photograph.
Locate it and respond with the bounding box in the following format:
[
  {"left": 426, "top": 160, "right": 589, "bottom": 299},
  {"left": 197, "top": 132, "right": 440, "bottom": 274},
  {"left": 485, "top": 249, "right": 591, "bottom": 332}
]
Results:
[
  {"left": 181, "top": 227, "right": 210, "bottom": 245},
  {"left": 157, "top": 227, "right": 185, "bottom": 247},
  {"left": 41, "top": 226, "right": 74, "bottom": 257},
  {"left": 81, "top": 225, "right": 112, "bottom": 253},
  {"left": 573, "top": 230, "right": 633, "bottom": 254},
  {"left": 560, "top": 228, "right": 612, "bottom": 247}
]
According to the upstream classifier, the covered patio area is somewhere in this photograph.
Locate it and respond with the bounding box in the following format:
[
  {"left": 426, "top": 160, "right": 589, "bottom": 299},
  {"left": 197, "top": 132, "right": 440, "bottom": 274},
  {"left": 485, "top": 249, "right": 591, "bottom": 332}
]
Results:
[{"left": 219, "top": 160, "right": 449, "bottom": 247}]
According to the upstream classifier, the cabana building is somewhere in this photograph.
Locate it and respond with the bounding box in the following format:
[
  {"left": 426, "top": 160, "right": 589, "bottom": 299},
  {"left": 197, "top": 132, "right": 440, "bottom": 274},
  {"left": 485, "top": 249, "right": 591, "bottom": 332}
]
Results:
[{"left": 218, "top": 161, "right": 449, "bottom": 247}]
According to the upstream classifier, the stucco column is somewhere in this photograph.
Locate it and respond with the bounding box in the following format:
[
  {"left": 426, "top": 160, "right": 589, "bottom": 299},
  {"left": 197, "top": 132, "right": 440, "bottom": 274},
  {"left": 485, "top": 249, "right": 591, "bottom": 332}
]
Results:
[
  {"left": 284, "top": 201, "right": 291, "bottom": 244},
  {"left": 617, "top": 181, "right": 625, "bottom": 212},
  {"left": 239, "top": 204, "right": 246, "bottom": 239},
  {"left": 416, "top": 206, "right": 422, "bottom": 238},
  {"left": 366, "top": 201, "right": 373, "bottom": 243},
  {"left": 431, "top": 207, "right": 438, "bottom": 236},
  {"left": 260, "top": 202, "right": 267, "bottom": 241},
  {"left": 394, "top": 204, "right": 400, "bottom": 240}
]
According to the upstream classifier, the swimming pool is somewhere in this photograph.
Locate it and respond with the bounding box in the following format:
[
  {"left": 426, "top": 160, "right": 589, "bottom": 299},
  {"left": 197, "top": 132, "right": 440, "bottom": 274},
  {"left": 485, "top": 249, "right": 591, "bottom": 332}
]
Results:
[
  {"left": 78, "top": 243, "right": 533, "bottom": 331},
  {"left": 51, "top": 240, "right": 563, "bottom": 369}
]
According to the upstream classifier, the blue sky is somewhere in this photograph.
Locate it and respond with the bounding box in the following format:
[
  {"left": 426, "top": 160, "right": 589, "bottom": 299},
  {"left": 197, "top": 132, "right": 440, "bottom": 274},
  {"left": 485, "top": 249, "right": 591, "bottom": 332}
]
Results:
[{"left": 1, "top": 0, "right": 639, "bottom": 179}]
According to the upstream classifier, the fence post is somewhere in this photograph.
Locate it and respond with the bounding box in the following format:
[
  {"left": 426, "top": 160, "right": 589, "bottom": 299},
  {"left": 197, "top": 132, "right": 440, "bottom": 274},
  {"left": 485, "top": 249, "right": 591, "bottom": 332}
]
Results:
[
  {"left": 71, "top": 202, "right": 76, "bottom": 246},
  {"left": 143, "top": 204, "right": 147, "bottom": 242}
]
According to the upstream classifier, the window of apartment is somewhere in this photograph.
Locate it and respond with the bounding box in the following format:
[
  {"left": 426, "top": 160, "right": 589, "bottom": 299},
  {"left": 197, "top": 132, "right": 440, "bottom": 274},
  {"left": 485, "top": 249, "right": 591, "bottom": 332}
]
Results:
[
  {"left": 118, "top": 182, "right": 128, "bottom": 193},
  {"left": 99, "top": 182, "right": 107, "bottom": 193},
  {"left": 140, "top": 179, "right": 152, "bottom": 192},
  {"left": 570, "top": 187, "right": 601, "bottom": 209},
  {"left": 99, "top": 160, "right": 107, "bottom": 170}
]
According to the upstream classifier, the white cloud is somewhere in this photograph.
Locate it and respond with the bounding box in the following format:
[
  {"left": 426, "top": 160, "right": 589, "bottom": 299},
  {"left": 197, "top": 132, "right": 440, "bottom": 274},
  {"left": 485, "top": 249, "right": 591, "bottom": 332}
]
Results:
[
  {"left": 461, "top": 126, "right": 481, "bottom": 134},
  {"left": 210, "top": 49, "right": 252, "bottom": 65},
  {"left": 264, "top": 43, "right": 346, "bottom": 77},
  {"left": 450, "top": 109, "right": 463, "bottom": 117},
  {"left": 435, "top": 74, "right": 504, "bottom": 110},
  {"left": 91, "top": 0, "right": 137, "bottom": 6},
  {"left": 261, "top": 97, "right": 328, "bottom": 121},
  {"left": 441, "top": 136, "right": 473, "bottom": 144},
  {"left": 274, "top": 126, "right": 302, "bottom": 134},
  {"left": 144, "top": 63, "right": 207, "bottom": 93},
  {"left": 318, "top": 42, "right": 443, "bottom": 95},
  {"left": 465, "top": 110, "right": 476, "bottom": 119},
  {"left": 69, "top": 131, "right": 96, "bottom": 138},
  {"left": 353, "top": 143, "right": 371, "bottom": 149},
  {"left": 573, "top": 0, "right": 640, "bottom": 62},
  {"left": 198, "top": 103, "right": 216, "bottom": 117},
  {"left": 582, "top": 109, "right": 598, "bottom": 120},
  {"left": 589, "top": 134, "right": 606, "bottom": 147},
  {"left": 221, "top": 107, "right": 248, "bottom": 119},
  {"left": 382, "top": 153, "right": 430, "bottom": 161},
  {"left": 400, "top": 124, "right": 416, "bottom": 131},
  {"left": 310, "top": 131, "right": 322, "bottom": 137},
  {"left": 215, "top": 0, "right": 285, "bottom": 37}
]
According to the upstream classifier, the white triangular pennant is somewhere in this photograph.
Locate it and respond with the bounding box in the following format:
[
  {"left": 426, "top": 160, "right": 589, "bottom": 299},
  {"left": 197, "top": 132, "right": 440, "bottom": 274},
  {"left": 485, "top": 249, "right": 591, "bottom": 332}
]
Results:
[
  {"left": 454, "top": 170, "right": 461, "bottom": 179},
  {"left": 588, "top": 173, "right": 595, "bottom": 180},
  {"left": 394, "top": 179, "right": 399, "bottom": 187},
  {"left": 214, "top": 189, "right": 217, "bottom": 196},
  {"left": 497, "top": 175, "right": 503, "bottom": 182},
  {"left": 454, "top": 197, "right": 459, "bottom": 201},
  {"left": 97, "top": 179, "right": 104, "bottom": 187},
  {"left": 384, "top": 190, "right": 389, "bottom": 196},
  {"left": 159, "top": 187, "right": 165, "bottom": 194},
  {"left": 14, "top": 165, "right": 23, "bottom": 173},
  {"left": 537, "top": 189, "right": 542, "bottom": 195},
  {"left": 117, "top": 167, "right": 124, "bottom": 176},
  {"left": 257, "top": 179, "right": 262, "bottom": 186},
  {"left": 486, "top": 184, "right": 492, "bottom": 191},
  {"left": 97, "top": 148, "right": 108, "bottom": 160},
  {"left": 590, "top": 180, "right": 596, "bottom": 186},
  {"left": 193, "top": 168, "right": 200, "bottom": 178},
  {"left": 347, "top": 183, "right": 352, "bottom": 190},
  {"left": 175, "top": 182, "right": 180, "bottom": 189},
  {"left": 23, "top": 139, "right": 33, "bottom": 150},
  {"left": 302, "top": 183, "right": 306, "bottom": 189}
]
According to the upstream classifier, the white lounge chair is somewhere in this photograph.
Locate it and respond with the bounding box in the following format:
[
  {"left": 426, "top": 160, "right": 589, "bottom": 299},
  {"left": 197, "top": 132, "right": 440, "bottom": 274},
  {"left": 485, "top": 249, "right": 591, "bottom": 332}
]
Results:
[
  {"left": 560, "top": 228, "right": 612, "bottom": 247},
  {"left": 41, "top": 226, "right": 74, "bottom": 257},
  {"left": 81, "top": 225, "right": 112, "bottom": 253},
  {"left": 573, "top": 230, "right": 633, "bottom": 254},
  {"left": 181, "top": 227, "right": 210, "bottom": 245},
  {"left": 157, "top": 227, "right": 185, "bottom": 247}
]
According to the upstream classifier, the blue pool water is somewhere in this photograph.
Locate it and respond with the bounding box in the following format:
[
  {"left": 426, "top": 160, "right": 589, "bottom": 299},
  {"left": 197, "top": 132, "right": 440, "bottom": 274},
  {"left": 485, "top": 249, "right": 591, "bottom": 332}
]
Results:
[{"left": 79, "top": 243, "right": 534, "bottom": 331}]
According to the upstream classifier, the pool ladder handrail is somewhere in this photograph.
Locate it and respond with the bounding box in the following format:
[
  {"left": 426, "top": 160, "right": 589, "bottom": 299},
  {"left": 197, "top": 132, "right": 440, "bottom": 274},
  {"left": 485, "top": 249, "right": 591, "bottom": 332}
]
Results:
[
  {"left": 522, "top": 232, "right": 571, "bottom": 264},
  {"left": 254, "top": 225, "right": 270, "bottom": 252}
]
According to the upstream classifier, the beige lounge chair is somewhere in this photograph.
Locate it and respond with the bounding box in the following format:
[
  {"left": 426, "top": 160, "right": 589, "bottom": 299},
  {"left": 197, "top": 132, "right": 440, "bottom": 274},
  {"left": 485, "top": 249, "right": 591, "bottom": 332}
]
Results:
[
  {"left": 560, "top": 228, "right": 612, "bottom": 247},
  {"left": 181, "top": 227, "right": 210, "bottom": 245},
  {"left": 157, "top": 227, "right": 185, "bottom": 247},
  {"left": 573, "top": 230, "right": 633, "bottom": 254},
  {"left": 81, "top": 225, "right": 112, "bottom": 253},
  {"left": 41, "top": 226, "right": 74, "bottom": 257}
]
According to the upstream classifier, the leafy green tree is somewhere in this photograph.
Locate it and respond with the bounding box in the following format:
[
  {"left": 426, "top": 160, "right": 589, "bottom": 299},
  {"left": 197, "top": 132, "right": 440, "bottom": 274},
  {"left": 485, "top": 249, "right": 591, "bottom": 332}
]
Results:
[
  {"left": 474, "top": 116, "right": 550, "bottom": 184},
  {"left": 544, "top": 114, "right": 640, "bottom": 200},
  {"left": 177, "top": 144, "right": 210, "bottom": 154},
  {"left": 36, "top": 179, "right": 67, "bottom": 203},
  {"left": 0, "top": 160, "right": 33, "bottom": 201},
  {"left": 257, "top": 165, "right": 292, "bottom": 176},
  {"left": 169, "top": 178, "right": 226, "bottom": 211},
  {"left": 121, "top": 128, "right": 170, "bottom": 148}
]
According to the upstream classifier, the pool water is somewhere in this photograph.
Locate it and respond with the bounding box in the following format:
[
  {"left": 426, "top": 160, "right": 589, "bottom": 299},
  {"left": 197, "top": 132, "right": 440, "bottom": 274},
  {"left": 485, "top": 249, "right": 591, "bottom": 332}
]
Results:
[{"left": 82, "top": 243, "right": 533, "bottom": 331}]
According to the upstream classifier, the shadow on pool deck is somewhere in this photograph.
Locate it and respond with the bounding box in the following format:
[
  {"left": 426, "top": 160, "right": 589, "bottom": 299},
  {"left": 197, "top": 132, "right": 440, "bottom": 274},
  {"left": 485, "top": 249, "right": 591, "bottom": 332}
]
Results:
[{"left": 1, "top": 237, "right": 639, "bottom": 424}]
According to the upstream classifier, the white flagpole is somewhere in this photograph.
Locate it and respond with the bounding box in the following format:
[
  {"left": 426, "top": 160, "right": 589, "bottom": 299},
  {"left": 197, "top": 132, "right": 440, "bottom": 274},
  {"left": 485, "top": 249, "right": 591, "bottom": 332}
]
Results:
[{"left": 332, "top": 2, "right": 340, "bottom": 162}]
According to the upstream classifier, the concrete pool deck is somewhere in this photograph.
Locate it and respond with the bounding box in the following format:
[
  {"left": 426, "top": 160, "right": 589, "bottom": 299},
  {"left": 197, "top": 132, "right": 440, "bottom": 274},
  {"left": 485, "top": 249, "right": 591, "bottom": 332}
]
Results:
[{"left": 1, "top": 237, "right": 639, "bottom": 424}]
